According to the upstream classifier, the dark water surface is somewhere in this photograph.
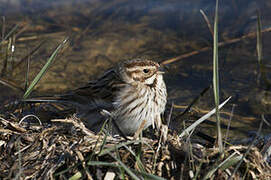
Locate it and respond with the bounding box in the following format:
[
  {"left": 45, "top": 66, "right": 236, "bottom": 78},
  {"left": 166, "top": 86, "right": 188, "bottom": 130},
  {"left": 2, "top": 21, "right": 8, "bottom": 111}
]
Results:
[{"left": 1, "top": 0, "right": 271, "bottom": 140}]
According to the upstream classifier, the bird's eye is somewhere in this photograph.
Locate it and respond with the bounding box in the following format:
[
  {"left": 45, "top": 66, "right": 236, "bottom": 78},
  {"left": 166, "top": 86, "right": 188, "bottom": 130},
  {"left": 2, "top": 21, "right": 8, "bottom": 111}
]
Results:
[{"left": 143, "top": 69, "right": 149, "bottom": 73}]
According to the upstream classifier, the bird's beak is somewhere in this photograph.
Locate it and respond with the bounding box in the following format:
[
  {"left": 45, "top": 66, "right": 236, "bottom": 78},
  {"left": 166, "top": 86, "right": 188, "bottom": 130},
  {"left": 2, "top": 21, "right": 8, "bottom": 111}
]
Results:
[
  {"left": 157, "top": 66, "right": 165, "bottom": 74},
  {"left": 157, "top": 71, "right": 165, "bottom": 74}
]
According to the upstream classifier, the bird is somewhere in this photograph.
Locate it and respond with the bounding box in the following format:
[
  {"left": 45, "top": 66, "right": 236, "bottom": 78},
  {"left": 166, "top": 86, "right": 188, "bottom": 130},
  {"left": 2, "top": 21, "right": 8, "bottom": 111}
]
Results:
[{"left": 25, "top": 58, "right": 167, "bottom": 136}]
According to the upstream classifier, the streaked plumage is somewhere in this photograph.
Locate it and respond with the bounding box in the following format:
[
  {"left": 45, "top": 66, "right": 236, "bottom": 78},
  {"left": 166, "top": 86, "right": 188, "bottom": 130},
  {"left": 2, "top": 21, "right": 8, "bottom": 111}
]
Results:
[{"left": 28, "top": 58, "right": 167, "bottom": 135}]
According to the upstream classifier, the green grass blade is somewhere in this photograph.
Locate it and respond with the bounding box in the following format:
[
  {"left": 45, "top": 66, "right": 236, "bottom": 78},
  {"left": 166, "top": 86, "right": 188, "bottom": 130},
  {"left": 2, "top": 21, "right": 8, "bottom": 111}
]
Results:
[
  {"left": 230, "top": 119, "right": 263, "bottom": 179},
  {"left": 110, "top": 152, "right": 141, "bottom": 180},
  {"left": 203, "top": 152, "right": 242, "bottom": 180},
  {"left": 88, "top": 161, "right": 165, "bottom": 180},
  {"left": 256, "top": 11, "right": 270, "bottom": 87},
  {"left": 256, "top": 11, "right": 262, "bottom": 64},
  {"left": 179, "top": 97, "right": 231, "bottom": 138},
  {"left": 23, "top": 38, "right": 68, "bottom": 99},
  {"left": 123, "top": 144, "right": 146, "bottom": 173},
  {"left": 0, "top": 24, "right": 19, "bottom": 45},
  {"left": 88, "top": 161, "right": 118, "bottom": 167},
  {"left": 69, "top": 172, "right": 82, "bottom": 180},
  {"left": 134, "top": 171, "right": 166, "bottom": 180},
  {"left": 98, "top": 140, "right": 142, "bottom": 156},
  {"left": 24, "top": 57, "right": 30, "bottom": 91},
  {"left": 213, "top": 0, "right": 223, "bottom": 154}
]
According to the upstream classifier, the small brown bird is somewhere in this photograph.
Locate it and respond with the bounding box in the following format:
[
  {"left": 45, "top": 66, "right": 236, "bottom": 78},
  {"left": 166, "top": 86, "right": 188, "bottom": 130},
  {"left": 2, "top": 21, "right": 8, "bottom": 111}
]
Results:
[{"left": 27, "top": 58, "right": 167, "bottom": 135}]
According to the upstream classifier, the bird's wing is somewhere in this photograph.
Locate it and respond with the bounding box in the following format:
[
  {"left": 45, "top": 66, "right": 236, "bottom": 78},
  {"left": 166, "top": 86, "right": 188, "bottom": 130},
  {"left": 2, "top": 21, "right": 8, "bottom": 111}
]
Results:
[
  {"left": 23, "top": 69, "right": 126, "bottom": 131},
  {"left": 24, "top": 69, "right": 125, "bottom": 110},
  {"left": 63, "top": 69, "right": 127, "bottom": 130},
  {"left": 61, "top": 69, "right": 125, "bottom": 108}
]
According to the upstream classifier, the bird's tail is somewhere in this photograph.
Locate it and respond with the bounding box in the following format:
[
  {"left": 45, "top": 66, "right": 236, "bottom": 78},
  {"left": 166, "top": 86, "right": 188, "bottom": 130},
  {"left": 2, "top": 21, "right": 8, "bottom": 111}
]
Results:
[{"left": 22, "top": 94, "right": 72, "bottom": 104}]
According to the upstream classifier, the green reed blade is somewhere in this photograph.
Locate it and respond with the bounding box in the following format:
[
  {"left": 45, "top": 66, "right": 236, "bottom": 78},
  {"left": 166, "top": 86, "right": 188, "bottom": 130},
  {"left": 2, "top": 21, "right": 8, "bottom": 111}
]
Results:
[
  {"left": 23, "top": 38, "right": 68, "bottom": 99},
  {"left": 213, "top": 0, "right": 223, "bottom": 154},
  {"left": 256, "top": 11, "right": 262, "bottom": 64}
]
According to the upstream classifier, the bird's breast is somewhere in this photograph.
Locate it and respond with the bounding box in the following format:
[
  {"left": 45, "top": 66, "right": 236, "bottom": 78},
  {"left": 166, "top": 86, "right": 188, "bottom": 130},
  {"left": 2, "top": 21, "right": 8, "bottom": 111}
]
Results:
[{"left": 112, "top": 83, "right": 166, "bottom": 135}]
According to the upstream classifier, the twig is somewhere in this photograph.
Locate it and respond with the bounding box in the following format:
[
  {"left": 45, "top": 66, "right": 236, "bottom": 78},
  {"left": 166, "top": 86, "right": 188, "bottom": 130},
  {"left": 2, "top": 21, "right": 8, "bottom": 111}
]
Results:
[
  {"left": 224, "top": 104, "right": 235, "bottom": 148},
  {"left": 0, "top": 31, "right": 66, "bottom": 45},
  {"left": 0, "top": 77, "right": 25, "bottom": 92},
  {"left": 229, "top": 119, "right": 264, "bottom": 179},
  {"left": 19, "top": 114, "right": 42, "bottom": 125},
  {"left": 51, "top": 116, "right": 95, "bottom": 137},
  {"left": 200, "top": 9, "right": 214, "bottom": 36},
  {"left": 161, "top": 27, "right": 271, "bottom": 65},
  {"left": 174, "top": 85, "right": 210, "bottom": 120},
  {"left": 13, "top": 40, "right": 46, "bottom": 70}
]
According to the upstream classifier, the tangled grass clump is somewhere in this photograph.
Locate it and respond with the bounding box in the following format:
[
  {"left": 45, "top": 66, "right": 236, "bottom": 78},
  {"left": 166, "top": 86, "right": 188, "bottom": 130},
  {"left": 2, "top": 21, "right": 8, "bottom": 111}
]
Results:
[{"left": 1, "top": 113, "right": 271, "bottom": 179}]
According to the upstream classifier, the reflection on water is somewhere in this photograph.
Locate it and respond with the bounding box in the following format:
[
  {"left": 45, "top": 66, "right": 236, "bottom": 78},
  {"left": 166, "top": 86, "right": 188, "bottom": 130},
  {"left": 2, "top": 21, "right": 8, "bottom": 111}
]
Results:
[{"left": 1, "top": 0, "right": 271, "bottom": 139}]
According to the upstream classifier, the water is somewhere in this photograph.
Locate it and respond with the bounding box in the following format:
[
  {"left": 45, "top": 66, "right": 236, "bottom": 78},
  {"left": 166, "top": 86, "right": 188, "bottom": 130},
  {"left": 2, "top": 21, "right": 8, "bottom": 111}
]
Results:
[{"left": 1, "top": 0, "right": 271, "bottom": 140}]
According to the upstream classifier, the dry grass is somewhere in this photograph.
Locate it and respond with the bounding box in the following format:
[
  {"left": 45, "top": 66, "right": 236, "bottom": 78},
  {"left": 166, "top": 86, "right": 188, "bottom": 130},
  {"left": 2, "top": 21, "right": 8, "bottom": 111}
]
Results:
[{"left": 1, "top": 111, "right": 271, "bottom": 179}]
